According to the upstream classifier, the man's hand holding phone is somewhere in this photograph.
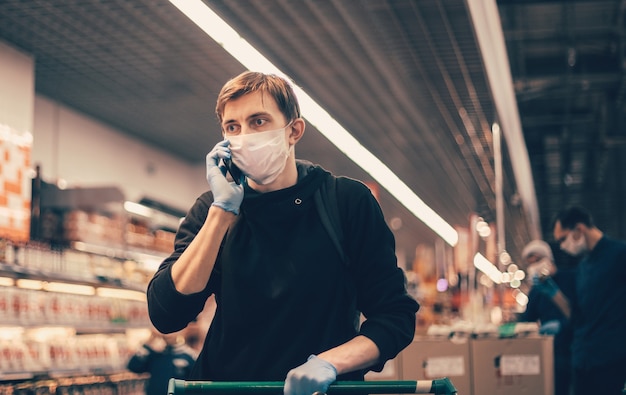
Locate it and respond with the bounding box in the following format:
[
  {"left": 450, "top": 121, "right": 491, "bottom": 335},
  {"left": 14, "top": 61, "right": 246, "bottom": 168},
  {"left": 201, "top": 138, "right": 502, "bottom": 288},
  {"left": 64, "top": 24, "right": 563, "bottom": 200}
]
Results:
[
  {"left": 223, "top": 157, "right": 243, "bottom": 185},
  {"left": 206, "top": 140, "right": 244, "bottom": 215}
]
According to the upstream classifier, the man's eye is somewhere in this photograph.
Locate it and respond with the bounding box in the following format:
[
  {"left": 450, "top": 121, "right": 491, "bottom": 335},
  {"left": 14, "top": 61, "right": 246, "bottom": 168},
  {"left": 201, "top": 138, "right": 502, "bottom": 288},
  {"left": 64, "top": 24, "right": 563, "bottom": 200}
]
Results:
[
  {"left": 253, "top": 118, "right": 266, "bottom": 127},
  {"left": 224, "top": 124, "right": 240, "bottom": 134}
]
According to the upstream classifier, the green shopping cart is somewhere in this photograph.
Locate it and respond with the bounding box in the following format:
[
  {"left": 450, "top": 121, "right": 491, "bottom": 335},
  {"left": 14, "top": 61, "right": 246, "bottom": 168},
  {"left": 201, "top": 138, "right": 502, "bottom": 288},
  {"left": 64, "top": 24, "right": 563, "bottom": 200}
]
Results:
[{"left": 167, "top": 378, "right": 458, "bottom": 395}]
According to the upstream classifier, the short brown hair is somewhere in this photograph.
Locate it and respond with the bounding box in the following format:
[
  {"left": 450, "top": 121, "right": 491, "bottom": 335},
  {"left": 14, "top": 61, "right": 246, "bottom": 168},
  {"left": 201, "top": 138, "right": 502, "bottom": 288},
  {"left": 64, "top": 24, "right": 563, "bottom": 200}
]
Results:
[
  {"left": 215, "top": 71, "right": 301, "bottom": 124},
  {"left": 553, "top": 206, "right": 594, "bottom": 230}
]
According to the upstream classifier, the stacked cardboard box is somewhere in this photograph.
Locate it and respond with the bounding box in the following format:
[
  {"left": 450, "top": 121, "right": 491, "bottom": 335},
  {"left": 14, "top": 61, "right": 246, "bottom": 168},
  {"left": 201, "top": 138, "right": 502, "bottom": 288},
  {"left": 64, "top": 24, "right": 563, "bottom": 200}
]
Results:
[
  {"left": 400, "top": 336, "right": 472, "bottom": 395},
  {"left": 373, "top": 334, "right": 554, "bottom": 395}
]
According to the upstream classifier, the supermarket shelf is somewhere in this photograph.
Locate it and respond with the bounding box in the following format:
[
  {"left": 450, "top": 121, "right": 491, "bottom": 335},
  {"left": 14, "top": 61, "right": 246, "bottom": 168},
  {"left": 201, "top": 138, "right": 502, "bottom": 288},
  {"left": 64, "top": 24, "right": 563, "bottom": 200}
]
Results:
[
  {"left": 0, "top": 369, "right": 148, "bottom": 384},
  {"left": 70, "top": 240, "right": 168, "bottom": 268},
  {"left": 0, "top": 262, "right": 147, "bottom": 293},
  {"left": 0, "top": 372, "right": 35, "bottom": 382}
]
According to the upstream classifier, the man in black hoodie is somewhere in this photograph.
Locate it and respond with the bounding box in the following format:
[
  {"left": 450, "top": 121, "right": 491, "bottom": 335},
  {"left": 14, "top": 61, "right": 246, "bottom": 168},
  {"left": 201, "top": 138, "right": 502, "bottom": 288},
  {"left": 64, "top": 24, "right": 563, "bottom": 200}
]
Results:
[{"left": 146, "top": 71, "right": 419, "bottom": 395}]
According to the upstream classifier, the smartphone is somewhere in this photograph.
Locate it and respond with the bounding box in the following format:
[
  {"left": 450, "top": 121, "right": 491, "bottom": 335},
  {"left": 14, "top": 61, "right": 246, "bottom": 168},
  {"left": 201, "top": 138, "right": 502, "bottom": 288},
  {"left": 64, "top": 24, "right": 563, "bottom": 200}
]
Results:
[{"left": 223, "top": 157, "right": 243, "bottom": 185}]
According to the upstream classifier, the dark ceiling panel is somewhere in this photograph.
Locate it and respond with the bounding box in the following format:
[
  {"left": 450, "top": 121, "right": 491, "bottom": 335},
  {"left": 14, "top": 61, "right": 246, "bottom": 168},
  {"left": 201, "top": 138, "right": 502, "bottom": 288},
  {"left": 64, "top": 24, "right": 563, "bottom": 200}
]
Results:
[
  {"left": 499, "top": 0, "right": 626, "bottom": 239},
  {"left": 1, "top": 0, "right": 624, "bottom": 264}
]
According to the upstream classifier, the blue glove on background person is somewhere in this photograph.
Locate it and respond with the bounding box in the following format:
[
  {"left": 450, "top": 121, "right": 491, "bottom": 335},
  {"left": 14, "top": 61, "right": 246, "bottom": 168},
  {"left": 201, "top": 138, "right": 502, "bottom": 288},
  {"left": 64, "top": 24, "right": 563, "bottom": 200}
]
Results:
[
  {"left": 532, "top": 274, "right": 560, "bottom": 298},
  {"left": 206, "top": 140, "right": 244, "bottom": 215},
  {"left": 284, "top": 355, "right": 337, "bottom": 395},
  {"left": 539, "top": 320, "right": 561, "bottom": 335}
]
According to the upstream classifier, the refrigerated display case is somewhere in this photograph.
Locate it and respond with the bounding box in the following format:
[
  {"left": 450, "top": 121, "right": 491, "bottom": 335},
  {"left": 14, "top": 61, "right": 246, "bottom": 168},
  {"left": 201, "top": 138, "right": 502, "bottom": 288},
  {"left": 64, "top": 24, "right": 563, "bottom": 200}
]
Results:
[{"left": 0, "top": 168, "right": 182, "bottom": 393}]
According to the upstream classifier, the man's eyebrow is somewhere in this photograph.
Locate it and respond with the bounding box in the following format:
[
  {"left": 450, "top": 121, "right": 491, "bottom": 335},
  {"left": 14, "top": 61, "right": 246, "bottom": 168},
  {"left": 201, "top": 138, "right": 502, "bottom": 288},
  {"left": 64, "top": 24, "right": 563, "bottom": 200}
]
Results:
[
  {"left": 247, "top": 111, "right": 271, "bottom": 120},
  {"left": 222, "top": 112, "right": 271, "bottom": 125}
]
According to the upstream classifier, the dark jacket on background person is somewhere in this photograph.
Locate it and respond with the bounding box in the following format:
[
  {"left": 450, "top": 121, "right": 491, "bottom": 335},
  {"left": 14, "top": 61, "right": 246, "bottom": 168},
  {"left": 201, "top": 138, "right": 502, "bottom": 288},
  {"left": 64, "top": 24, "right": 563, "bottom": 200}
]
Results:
[
  {"left": 127, "top": 342, "right": 197, "bottom": 395},
  {"left": 147, "top": 161, "right": 419, "bottom": 381},
  {"left": 570, "top": 236, "right": 626, "bottom": 370},
  {"left": 521, "top": 266, "right": 577, "bottom": 395},
  {"left": 521, "top": 267, "right": 577, "bottom": 358}
]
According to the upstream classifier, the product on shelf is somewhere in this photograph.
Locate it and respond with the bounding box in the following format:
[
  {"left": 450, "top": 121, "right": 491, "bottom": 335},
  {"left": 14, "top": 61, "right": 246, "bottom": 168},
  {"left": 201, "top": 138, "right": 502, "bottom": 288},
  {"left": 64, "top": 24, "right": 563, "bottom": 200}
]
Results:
[{"left": 0, "top": 169, "right": 181, "bottom": 390}]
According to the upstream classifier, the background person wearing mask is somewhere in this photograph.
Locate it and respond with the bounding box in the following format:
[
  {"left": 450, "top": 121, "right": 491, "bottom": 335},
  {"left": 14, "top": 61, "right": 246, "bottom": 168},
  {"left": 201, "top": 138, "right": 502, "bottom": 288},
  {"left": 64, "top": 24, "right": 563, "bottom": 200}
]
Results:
[
  {"left": 553, "top": 206, "right": 626, "bottom": 395},
  {"left": 519, "top": 239, "right": 576, "bottom": 395},
  {"left": 127, "top": 328, "right": 198, "bottom": 395},
  {"left": 146, "top": 71, "right": 419, "bottom": 395}
]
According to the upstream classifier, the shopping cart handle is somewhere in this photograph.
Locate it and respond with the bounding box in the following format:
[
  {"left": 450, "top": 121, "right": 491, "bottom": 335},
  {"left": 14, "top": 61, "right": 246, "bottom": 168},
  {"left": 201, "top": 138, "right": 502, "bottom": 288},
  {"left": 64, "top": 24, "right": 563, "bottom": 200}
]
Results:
[{"left": 168, "top": 378, "right": 458, "bottom": 395}]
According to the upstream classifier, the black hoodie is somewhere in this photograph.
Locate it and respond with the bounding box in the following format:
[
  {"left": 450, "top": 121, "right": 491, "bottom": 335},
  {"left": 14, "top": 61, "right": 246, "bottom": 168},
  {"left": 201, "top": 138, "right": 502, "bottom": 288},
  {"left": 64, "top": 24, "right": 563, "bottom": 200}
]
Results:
[{"left": 147, "top": 161, "right": 419, "bottom": 382}]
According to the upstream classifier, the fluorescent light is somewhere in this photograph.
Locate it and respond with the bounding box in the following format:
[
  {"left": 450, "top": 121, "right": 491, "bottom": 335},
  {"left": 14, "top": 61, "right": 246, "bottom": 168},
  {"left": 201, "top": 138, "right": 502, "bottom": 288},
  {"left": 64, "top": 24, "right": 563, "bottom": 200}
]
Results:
[
  {"left": 16, "top": 279, "right": 44, "bottom": 290},
  {"left": 473, "top": 253, "right": 502, "bottom": 284},
  {"left": 73, "top": 241, "right": 167, "bottom": 267},
  {"left": 0, "top": 326, "right": 24, "bottom": 340},
  {"left": 73, "top": 241, "right": 113, "bottom": 256},
  {"left": 96, "top": 287, "right": 146, "bottom": 301},
  {"left": 138, "top": 255, "right": 163, "bottom": 273},
  {"left": 168, "top": 0, "right": 458, "bottom": 247},
  {"left": 124, "top": 202, "right": 183, "bottom": 230},
  {"left": 0, "top": 277, "right": 15, "bottom": 287},
  {"left": 27, "top": 327, "right": 76, "bottom": 342},
  {"left": 466, "top": 0, "right": 541, "bottom": 240},
  {"left": 44, "top": 282, "right": 95, "bottom": 296},
  {"left": 124, "top": 201, "right": 154, "bottom": 217}
]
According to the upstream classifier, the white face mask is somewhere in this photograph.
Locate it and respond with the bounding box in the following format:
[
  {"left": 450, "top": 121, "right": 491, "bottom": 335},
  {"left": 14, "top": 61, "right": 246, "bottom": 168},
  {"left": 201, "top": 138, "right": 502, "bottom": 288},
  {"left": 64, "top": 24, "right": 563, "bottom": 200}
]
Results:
[
  {"left": 560, "top": 231, "right": 587, "bottom": 257},
  {"left": 228, "top": 123, "right": 292, "bottom": 185}
]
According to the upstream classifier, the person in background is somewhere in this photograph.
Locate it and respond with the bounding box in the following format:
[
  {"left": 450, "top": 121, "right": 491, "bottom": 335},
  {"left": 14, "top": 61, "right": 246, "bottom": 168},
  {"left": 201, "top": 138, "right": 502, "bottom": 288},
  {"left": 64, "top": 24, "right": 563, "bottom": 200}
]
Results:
[
  {"left": 552, "top": 206, "right": 626, "bottom": 395},
  {"left": 182, "top": 320, "right": 203, "bottom": 353},
  {"left": 127, "top": 328, "right": 198, "bottom": 395},
  {"left": 184, "top": 296, "right": 217, "bottom": 353},
  {"left": 519, "top": 239, "right": 577, "bottom": 395},
  {"left": 146, "top": 71, "right": 419, "bottom": 395}
]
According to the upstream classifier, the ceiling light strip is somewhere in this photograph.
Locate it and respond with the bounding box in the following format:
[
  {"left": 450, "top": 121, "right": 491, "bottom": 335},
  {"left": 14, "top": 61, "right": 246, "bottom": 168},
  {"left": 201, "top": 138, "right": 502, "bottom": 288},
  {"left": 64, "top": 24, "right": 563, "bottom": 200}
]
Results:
[
  {"left": 169, "top": 0, "right": 458, "bottom": 246},
  {"left": 466, "top": 0, "right": 541, "bottom": 240}
]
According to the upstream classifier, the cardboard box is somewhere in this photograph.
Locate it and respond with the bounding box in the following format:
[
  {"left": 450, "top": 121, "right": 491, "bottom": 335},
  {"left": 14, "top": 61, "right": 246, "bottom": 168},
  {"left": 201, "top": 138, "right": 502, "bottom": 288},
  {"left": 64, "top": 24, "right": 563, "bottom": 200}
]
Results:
[
  {"left": 365, "top": 356, "right": 402, "bottom": 395},
  {"left": 365, "top": 356, "right": 401, "bottom": 381},
  {"left": 400, "top": 336, "right": 472, "bottom": 395},
  {"left": 470, "top": 336, "right": 554, "bottom": 395}
]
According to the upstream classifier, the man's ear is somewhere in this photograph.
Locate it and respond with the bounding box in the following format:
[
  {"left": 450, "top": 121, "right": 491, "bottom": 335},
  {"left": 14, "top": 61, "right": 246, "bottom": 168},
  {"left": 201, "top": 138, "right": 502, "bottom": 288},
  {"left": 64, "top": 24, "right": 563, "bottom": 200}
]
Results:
[{"left": 288, "top": 118, "right": 305, "bottom": 144}]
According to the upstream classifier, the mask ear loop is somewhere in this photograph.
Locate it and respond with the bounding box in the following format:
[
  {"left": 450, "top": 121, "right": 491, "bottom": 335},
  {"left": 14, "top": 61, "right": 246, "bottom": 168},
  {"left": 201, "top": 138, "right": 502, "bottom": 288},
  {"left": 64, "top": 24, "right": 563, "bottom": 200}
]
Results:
[{"left": 286, "top": 119, "right": 306, "bottom": 147}]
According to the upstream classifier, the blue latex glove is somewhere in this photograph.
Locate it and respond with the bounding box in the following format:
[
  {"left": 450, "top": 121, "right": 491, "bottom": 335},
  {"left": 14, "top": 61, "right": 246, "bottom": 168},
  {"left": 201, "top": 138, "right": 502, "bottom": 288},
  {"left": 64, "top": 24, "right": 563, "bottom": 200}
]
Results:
[
  {"left": 532, "top": 274, "right": 559, "bottom": 298},
  {"left": 284, "top": 355, "right": 337, "bottom": 395},
  {"left": 205, "top": 140, "right": 244, "bottom": 215},
  {"left": 539, "top": 320, "right": 561, "bottom": 335}
]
